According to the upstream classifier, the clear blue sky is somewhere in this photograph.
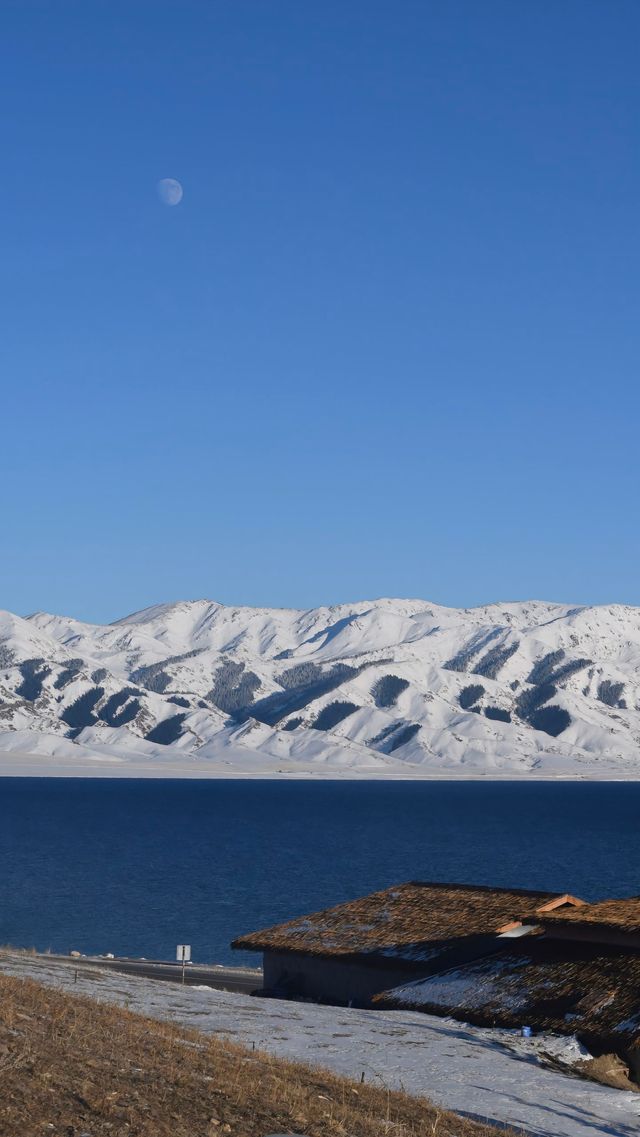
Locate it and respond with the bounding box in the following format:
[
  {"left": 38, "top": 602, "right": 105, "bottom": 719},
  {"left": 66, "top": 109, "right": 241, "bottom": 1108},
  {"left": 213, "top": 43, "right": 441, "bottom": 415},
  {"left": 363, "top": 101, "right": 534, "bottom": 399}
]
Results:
[{"left": 1, "top": 1, "right": 638, "bottom": 622}]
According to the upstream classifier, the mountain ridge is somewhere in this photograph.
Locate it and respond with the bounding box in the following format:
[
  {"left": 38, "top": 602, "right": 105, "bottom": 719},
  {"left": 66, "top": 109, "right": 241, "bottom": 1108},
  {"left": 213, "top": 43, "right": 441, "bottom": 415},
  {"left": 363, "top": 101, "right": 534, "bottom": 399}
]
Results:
[{"left": 1, "top": 596, "right": 639, "bottom": 777}]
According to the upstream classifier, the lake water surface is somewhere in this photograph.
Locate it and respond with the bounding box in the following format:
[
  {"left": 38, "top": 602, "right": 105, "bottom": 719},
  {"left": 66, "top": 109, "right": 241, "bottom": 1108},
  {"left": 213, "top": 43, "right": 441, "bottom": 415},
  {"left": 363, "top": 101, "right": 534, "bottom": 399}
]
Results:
[{"left": 0, "top": 778, "right": 637, "bottom": 965}]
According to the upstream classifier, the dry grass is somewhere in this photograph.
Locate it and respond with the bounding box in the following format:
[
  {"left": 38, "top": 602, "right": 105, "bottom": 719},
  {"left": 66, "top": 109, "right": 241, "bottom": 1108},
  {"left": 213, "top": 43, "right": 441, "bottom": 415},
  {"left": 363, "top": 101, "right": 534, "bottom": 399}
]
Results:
[{"left": 0, "top": 973, "right": 517, "bottom": 1137}]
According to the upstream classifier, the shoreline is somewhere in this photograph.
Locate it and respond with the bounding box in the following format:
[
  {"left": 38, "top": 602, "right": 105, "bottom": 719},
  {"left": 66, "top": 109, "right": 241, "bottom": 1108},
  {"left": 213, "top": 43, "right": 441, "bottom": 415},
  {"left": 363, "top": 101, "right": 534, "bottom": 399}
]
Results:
[{"left": 0, "top": 751, "right": 637, "bottom": 781}]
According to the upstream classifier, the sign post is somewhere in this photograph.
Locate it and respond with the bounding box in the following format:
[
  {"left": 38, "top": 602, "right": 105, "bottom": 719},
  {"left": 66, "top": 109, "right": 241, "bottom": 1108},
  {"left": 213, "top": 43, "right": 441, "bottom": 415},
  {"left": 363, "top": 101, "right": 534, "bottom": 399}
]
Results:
[{"left": 176, "top": 944, "right": 191, "bottom": 985}]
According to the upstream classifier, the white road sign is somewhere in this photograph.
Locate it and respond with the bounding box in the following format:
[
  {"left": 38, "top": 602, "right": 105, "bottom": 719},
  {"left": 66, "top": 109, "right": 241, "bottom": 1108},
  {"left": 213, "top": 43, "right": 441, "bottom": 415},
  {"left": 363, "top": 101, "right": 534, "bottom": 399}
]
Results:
[{"left": 176, "top": 944, "right": 191, "bottom": 962}]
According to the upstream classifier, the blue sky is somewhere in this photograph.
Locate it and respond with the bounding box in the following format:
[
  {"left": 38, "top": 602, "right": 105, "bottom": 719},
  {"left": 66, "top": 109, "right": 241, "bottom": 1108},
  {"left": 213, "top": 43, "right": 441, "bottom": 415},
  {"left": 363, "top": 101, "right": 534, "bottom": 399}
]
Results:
[{"left": 1, "top": 1, "right": 638, "bottom": 621}]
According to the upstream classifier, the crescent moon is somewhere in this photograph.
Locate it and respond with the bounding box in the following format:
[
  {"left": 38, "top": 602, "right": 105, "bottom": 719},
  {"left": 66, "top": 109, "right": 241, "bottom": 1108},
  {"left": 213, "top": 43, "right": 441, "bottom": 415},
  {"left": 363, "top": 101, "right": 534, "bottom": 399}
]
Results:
[{"left": 157, "top": 178, "right": 183, "bottom": 206}]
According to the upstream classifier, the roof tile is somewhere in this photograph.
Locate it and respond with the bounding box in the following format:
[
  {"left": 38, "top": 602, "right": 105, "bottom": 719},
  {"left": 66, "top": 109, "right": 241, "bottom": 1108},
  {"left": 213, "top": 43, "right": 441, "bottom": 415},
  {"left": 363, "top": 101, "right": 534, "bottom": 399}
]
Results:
[{"left": 232, "top": 881, "right": 570, "bottom": 965}]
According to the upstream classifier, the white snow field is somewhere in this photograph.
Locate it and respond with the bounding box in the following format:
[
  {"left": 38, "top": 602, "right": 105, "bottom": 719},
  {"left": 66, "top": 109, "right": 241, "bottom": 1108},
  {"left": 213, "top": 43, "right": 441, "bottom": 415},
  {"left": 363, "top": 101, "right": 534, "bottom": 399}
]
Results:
[
  {"left": 1, "top": 596, "right": 640, "bottom": 777},
  {"left": 0, "top": 953, "right": 638, "bottom": 1136}
]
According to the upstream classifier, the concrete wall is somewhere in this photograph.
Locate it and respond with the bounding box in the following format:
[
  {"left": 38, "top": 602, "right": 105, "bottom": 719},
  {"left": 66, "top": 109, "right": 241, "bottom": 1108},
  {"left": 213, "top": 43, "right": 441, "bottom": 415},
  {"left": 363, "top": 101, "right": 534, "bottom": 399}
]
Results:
[{"left": 263, "top": 950, "right": 421, "bottom": 1007}]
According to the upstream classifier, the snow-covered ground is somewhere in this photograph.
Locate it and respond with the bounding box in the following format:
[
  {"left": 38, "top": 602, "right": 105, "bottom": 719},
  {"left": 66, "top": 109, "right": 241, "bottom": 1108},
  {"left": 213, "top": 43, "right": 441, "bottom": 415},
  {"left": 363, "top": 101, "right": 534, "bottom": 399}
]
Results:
[
  {"left": 2, "top": 596, "right": 640, "bottom": 778},
  {"left": 0, "top": 740, "right": 633, "bottom": 780},
  {"left": 1, "top": 952, "right": 638, "bottom": 1136}
]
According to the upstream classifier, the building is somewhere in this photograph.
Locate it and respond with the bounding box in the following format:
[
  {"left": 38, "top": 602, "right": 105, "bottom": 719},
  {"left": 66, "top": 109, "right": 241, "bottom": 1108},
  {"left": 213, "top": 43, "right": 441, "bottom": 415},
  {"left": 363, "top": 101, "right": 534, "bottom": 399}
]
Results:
[
  {"left": 375, "top": 894, "right": 640, "bottom": 1079},
  {"left": 538, "top": 896, "right": 640, "bottom": 949},
  {"left": 232, "top": 880, "right": 584, "bottom": 1007}
]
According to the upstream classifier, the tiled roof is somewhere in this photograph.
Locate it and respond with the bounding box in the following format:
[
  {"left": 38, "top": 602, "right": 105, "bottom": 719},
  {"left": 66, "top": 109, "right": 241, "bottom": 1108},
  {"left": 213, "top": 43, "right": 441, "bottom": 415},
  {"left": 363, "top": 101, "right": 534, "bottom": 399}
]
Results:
[
  {"left": 375, "top": 939, "right": 640, "bottom": 1049},
  {"left": 232, "top": 881, "right": 578, "bottom": 966},
  {"left": 540, "top": 897, "right": 640, "bottom": 934}
]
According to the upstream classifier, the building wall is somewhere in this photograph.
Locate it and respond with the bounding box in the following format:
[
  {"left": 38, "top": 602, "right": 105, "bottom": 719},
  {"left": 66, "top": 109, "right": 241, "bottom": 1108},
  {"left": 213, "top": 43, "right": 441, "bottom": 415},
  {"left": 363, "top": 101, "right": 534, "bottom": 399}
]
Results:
[
  {"left": 259, "top": 934, "right": 509, "bottom": 1007},
  {"left": 545, "top": 926, "right": 640, "bottom": 949},
  {"left": 263, "top": 951, "right": 425, "bottom": 1006}
]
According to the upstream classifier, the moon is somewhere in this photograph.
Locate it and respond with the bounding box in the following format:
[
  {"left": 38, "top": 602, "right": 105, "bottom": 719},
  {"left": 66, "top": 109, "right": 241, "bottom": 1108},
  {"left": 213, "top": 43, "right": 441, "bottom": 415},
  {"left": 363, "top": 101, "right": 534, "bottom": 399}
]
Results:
[{"left": 157, "top": 178, "right": 183, "bottom": 206}]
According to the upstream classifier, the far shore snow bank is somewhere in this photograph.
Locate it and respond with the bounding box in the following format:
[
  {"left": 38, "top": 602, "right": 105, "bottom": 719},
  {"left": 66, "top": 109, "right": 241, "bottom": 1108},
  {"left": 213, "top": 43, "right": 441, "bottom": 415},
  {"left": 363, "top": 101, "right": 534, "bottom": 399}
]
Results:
[{"left": 0, "top": 746, "right": 637, "bottom": 780}]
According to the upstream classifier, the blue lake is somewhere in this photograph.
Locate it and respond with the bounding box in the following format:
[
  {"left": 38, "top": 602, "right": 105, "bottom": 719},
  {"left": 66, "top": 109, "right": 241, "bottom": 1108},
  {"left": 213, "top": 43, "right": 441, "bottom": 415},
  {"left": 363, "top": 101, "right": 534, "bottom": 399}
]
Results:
[{"left": 0, "top": 778, "right": 637, "bottom": 965}]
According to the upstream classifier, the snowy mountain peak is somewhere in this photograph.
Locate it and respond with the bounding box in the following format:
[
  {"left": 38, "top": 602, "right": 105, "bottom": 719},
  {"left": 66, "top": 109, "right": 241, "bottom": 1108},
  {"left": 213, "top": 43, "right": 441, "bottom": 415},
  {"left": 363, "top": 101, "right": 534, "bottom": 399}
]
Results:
[{"left": 2, "top": 596, "right": 640, "bottom": 778}]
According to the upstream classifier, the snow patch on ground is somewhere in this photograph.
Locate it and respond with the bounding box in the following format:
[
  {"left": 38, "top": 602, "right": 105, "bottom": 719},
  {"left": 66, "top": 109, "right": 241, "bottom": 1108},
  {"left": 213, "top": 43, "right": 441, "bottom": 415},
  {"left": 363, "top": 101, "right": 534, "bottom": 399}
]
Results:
[{"left": 1, "top": 953, "right": 639, "bottom": 1136}]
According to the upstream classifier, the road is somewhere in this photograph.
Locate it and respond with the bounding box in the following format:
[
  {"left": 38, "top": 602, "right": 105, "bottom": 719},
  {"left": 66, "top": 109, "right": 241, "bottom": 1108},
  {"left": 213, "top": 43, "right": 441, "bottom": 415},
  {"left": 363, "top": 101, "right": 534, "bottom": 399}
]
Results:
[{"left": 63, "top": 955, "right": 263, "bottom": 994}]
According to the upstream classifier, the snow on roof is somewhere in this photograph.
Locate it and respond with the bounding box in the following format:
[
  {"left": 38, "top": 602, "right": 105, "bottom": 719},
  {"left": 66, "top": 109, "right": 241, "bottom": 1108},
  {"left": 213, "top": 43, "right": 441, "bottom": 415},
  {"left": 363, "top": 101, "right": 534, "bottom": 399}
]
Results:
[
  {"left": 375, "top": 939, "right": 640, "bottom": 1049},
  {"left": 232, "top": 881, "right": 579, "bottom": 967}
]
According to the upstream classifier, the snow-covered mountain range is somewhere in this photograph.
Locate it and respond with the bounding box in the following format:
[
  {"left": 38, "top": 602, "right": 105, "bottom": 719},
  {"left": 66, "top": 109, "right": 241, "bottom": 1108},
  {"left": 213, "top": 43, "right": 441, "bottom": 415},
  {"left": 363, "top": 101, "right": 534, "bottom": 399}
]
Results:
[{"left": 1, "top": 597, "right": 639, "bottom": 777}]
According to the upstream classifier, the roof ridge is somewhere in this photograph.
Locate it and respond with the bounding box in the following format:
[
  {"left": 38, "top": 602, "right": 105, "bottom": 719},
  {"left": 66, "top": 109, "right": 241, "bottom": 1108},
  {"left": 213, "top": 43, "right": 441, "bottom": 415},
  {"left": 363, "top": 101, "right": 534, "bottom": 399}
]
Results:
[{"left": 404, "top": 881, "right": 560, "bottom": 897}]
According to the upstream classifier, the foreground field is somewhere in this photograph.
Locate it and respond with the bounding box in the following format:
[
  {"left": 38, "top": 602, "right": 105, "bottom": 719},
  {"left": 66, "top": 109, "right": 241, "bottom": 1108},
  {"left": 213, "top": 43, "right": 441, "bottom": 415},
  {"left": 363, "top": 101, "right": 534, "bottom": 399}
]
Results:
[
  {"left": 1, "top": 953, "right": 640, "bottom": 1136},
  {"left": 0, "top": 972, "right": 511, "bottom": 1137}
]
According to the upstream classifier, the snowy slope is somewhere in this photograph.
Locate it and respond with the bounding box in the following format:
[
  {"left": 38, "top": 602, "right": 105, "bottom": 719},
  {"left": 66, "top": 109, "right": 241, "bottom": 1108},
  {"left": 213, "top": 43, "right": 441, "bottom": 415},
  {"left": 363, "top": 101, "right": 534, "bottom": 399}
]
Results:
[
  {"left": 1, "top": 952, "right": 639, "bottom": 1137},
  {"left": 1, "top": 596, "right": 639, "bottom": 776}
]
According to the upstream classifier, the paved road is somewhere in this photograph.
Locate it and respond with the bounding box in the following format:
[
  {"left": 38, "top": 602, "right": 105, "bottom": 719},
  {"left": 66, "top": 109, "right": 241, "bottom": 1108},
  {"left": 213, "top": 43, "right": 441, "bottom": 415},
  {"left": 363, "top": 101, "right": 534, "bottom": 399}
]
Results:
[{"left": 63, "top": 955, "right": 263, "bottom": 994}]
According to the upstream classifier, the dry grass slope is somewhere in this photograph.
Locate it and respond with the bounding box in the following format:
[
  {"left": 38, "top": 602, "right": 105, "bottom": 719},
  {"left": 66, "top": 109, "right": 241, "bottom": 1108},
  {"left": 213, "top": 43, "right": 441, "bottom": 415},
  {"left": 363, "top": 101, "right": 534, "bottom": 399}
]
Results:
[{"left": 0, "top": 974, "right": 516, "bottom": 1137}]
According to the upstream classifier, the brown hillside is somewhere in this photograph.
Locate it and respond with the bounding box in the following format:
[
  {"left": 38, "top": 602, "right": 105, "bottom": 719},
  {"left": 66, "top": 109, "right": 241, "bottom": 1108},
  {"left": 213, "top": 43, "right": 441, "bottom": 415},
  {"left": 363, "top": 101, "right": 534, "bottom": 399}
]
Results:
[{"left": 0, "top": 973, "right": 514, "bottom": 1137}]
